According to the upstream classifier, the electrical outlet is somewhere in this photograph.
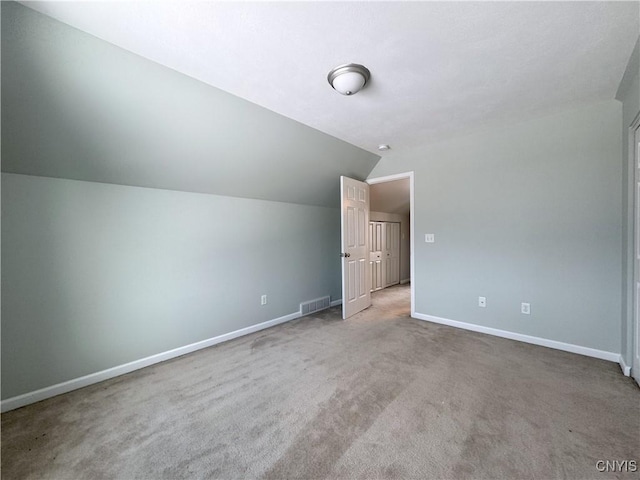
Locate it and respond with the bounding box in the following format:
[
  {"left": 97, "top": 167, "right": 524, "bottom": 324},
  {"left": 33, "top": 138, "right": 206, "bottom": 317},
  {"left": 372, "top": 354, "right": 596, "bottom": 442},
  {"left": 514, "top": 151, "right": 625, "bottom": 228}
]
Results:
[
  {"left": 521, "top": 302, "right": 530, "bottom": 315},
  {"left": 425, "top": 234, "right": 435, "bottom": 243},
  {"left": 261, "top": 295, "right": 267, "bottom": 305},
  {"left": 478, "top": 296, "right": 486, "bottom": 307}
]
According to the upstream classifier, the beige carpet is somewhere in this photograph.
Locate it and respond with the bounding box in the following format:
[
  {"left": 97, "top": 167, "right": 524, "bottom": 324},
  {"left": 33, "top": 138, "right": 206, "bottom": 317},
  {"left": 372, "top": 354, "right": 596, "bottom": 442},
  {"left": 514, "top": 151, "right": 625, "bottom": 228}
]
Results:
[{"left": 2, "top": 284, "right": 639, "bottom": 479}]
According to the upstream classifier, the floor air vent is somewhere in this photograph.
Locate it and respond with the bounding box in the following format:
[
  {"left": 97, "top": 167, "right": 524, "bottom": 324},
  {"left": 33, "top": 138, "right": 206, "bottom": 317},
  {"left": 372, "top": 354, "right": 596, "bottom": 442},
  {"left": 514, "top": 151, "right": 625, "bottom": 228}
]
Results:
[{"left": 300, "top": 296, "right": 331, "bottom": 316}]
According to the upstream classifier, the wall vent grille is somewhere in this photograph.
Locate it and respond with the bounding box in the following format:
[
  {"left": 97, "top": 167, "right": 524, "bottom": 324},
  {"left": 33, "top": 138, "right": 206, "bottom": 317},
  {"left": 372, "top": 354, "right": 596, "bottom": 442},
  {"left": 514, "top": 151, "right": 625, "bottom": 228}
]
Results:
[{"left": 300, "top": 296, "right": 331, "bottom": 316}]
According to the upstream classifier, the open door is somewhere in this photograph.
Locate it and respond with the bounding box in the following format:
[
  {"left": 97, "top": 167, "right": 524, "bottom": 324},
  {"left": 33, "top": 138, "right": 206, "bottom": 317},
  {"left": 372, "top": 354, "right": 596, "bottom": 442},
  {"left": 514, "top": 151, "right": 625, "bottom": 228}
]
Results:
[{"left": 340, "top": 176, "right": 371, "bottom": 319}]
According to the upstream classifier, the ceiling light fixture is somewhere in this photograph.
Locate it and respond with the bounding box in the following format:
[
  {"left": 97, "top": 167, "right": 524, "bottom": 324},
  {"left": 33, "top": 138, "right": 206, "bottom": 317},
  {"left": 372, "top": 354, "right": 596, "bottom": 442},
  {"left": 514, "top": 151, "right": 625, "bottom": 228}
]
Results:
[
  {"left": 378, "top": 144, "right": 391, "bottom": 151},
  {"left": 327, "top": 63, "right": 371, "bottom": 96}
]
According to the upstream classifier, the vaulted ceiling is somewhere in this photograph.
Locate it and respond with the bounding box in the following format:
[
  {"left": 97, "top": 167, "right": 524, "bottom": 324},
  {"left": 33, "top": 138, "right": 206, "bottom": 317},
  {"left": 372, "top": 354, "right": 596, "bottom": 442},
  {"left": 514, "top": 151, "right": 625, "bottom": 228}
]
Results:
[
  {"left": 20, "top": 1, "right": 639, "bottom": 155},
  {"left": 2, "top": 2, "right": 379, "bottom": 207},
  {"left": 3, "top": 2, "right": 638, "bottom": 208}
]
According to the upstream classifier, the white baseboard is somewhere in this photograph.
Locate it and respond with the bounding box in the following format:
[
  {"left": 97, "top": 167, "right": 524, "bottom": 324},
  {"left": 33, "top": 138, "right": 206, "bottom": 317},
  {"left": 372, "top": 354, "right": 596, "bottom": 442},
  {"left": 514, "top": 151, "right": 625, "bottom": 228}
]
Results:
[
  {"left": 619, "top": 356, "right": 632, "bottom": 376},
  {"left": 1, "top": 309, "right": 304, "bottom": 413},
  {"left": 400, "top": 278, "right": 411, "bottom": 285},
  {"left": 330, "top": 299, "right": 342, "bottom": 307},
  {"left": 412, "top": 312, "right": 620, "bottom": 363}
]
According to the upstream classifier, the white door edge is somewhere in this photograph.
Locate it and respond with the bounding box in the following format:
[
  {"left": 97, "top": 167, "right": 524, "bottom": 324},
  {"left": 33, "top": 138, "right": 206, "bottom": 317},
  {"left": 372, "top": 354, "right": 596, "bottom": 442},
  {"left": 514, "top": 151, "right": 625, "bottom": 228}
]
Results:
[{"left": 633, "top": 118, "right": 640, "bottom": 386}]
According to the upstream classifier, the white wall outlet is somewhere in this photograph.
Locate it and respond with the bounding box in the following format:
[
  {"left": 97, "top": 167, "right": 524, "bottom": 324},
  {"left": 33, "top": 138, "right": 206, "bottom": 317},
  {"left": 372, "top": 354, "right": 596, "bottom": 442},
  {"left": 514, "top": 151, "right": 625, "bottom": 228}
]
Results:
[
  {"left": 478, "top": 296, "right": 486, "bottom": 308},
  {"left": 261, "top": 295, "right": 267, "bottom": 305},
  {"left": 425, "top": 234, "right": 435, "bottom": 243},
  {"left": 521, "top": 302, "right": 530, "bottom": 315}
]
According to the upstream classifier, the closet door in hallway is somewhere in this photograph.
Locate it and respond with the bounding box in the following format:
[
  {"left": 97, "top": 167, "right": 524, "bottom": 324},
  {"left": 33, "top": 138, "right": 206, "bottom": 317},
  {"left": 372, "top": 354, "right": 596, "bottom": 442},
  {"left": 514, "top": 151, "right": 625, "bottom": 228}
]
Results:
[
  {"left": 383, "top": 222, "right": 400, "bottom": 287},
  {"left": 369, "top": 222, "right": 384, "bottom": 291},
  {"left": 369, "top": 221, "right": 400, "bottom": 292}
]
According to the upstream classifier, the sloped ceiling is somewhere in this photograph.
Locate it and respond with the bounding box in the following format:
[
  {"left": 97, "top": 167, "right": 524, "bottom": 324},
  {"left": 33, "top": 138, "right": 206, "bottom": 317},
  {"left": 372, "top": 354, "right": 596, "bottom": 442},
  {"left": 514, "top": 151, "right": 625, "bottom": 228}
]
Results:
[
  {"left": 18, "top": 1, "right": 640, "bottom": 155},
  {"left": 371, "top": 179, "right": 410, "bottom": 216},
  {"left": 3, "top": 2, "right": 638, "bottom": 206},
  {"left": 1, "top": 2, "right": 380, "bottom": 207}
]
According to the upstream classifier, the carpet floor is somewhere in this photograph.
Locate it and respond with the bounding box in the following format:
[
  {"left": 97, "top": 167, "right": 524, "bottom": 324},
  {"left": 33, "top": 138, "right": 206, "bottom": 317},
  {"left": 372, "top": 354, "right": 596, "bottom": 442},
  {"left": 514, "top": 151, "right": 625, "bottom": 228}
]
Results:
[{"left": 2, "top": 284, "right": 639, "bottom": 479}]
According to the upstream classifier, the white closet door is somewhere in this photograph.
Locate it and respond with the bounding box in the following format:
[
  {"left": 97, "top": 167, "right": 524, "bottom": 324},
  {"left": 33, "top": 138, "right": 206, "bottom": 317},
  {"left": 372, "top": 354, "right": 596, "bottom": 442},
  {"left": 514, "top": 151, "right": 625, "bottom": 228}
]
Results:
[
  {"left": 389, "top": 222, "right": 400, "bottom": 285},
  {"left": 383, "top": 222, "right": 400, "bottom": 288},
  {"left": 369, "top": 222, "right": 384, "bottom": 292},
  {"left": 366, "top": 220, "right": 402, "bottom": 292}
]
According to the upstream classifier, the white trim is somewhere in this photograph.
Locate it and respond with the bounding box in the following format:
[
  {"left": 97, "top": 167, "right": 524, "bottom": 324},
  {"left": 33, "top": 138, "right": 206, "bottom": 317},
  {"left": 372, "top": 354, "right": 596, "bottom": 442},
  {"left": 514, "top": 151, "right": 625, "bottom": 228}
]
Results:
[
  {"left": 619, "top": 355, "right": 631, "bottom": 376},
  {"left": 1, "top": 310, "right": 302, "bottom": 413},
  {"left": 367, "top": 172, "right": 413, "bottom": 185},
  {"left": 631, "top": 113, "right": 640, "bottom": 386},
  {"left": 400, "top": 278, "right": 411, "bottom": 285},
  {"left": 412, "top": 312, "right": 621, "bottom": 363},
  {"left": 330, "top": 299, "right": 342, "bottom": 307},
  {"left": 366, "top": 171, "right": 415, "bottom": 318}
]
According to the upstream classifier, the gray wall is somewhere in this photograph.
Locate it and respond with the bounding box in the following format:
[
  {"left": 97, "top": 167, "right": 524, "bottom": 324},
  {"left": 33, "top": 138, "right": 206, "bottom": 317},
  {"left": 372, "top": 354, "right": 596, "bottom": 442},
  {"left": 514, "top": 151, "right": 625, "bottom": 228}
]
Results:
[
  {"left": 0, "top": 1, "right": 378, "bottom": 401},
  {"left": 617, "top": 37, "right": 640, "bottom": 366},
  {"left": 1, "top": 2, "right": 379, "bottom": 208},
  {"left": 2, "top": 174, "right": 341, "bottom": 399},
  {"left": 370, "top": 211, "right": 411, "bottom": 283},
  {"left": 369, "top": 100, "right": 622, "bottom": 353}
]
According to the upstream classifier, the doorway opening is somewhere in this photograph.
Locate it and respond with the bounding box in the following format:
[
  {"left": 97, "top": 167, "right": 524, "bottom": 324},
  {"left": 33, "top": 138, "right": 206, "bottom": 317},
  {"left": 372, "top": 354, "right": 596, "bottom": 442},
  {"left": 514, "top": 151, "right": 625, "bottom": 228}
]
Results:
[{"left": 367, "top": 172, "right": 415, "bottom": 317}]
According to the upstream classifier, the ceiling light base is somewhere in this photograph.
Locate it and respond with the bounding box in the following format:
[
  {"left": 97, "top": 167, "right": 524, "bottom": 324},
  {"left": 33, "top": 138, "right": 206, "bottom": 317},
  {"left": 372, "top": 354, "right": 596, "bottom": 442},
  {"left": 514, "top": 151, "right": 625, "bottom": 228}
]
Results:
[{"left": 328, "top": 63, "right": 371, "bottom": 96}]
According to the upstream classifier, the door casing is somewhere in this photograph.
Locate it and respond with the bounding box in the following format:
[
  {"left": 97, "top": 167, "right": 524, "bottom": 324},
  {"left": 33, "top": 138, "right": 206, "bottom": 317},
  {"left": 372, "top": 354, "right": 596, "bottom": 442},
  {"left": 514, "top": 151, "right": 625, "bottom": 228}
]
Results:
[
  {"left": 633, "top": 119, "right": 640, "bottom": 385},
  {"left": 367, "top": 172, "right": 415, "bottom": 317}
]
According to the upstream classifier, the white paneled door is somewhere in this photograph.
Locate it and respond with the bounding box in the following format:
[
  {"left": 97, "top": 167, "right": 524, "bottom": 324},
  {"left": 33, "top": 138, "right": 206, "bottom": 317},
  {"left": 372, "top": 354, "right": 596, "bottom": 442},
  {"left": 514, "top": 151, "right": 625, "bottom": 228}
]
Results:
[
  {"left": 369, "top": 221, "right": 400, "bottom": 291},
  {"left": 341, "top": 176, "right": 371, "bottom": 319},
  {"left": 369, "top": 222, "right": 384, "bottom": 292},
  {"left": 383, "top": 222, "right": 400, "bottom": 287}
]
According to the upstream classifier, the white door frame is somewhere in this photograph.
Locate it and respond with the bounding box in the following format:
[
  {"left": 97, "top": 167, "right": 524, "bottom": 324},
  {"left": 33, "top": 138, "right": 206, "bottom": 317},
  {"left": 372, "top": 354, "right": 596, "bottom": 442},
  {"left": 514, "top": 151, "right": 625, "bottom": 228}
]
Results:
[
  {"left": 367, "top": 171, "right": 415, "bottom": 317},
  {"left": 631, "top": 114, "right": 640, "bottom": 384}
]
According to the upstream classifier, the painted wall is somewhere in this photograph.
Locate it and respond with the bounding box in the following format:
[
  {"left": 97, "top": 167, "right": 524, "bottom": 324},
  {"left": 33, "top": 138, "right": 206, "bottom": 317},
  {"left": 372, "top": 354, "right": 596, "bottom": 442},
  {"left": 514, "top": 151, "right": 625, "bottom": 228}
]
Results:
[
  {"left": 617, "top": 37, "right": 640, "bottom": 367},
  {"left": 0, "top": 0, "right": 375, "bottom": 402},
  {"left": 369, "top": 100, "right": 622, "bottom": 354},
  {"left": 1, "top": 2, "right": 379, "bottom": 208},
  {"left": 1, "top": 174, "right": 342, "bottom": 399},
  {"left": 370, "top": 211, "right": 411, "bottom": 283}
]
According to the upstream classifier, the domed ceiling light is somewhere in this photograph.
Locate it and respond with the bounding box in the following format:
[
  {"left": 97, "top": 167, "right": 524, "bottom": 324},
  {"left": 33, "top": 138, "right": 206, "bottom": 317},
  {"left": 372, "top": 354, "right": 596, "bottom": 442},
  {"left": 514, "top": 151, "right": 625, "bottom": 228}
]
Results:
[{"left": 327, "top": 63, "right": 371, "bottom": 96}]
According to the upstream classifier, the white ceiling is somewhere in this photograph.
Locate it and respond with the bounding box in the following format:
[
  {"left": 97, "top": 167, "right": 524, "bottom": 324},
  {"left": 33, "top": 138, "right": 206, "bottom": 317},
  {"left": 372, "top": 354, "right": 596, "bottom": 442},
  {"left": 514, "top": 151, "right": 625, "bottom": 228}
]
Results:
[{"left": 21, "top": 1, "right": 639, "bottom": 156}]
